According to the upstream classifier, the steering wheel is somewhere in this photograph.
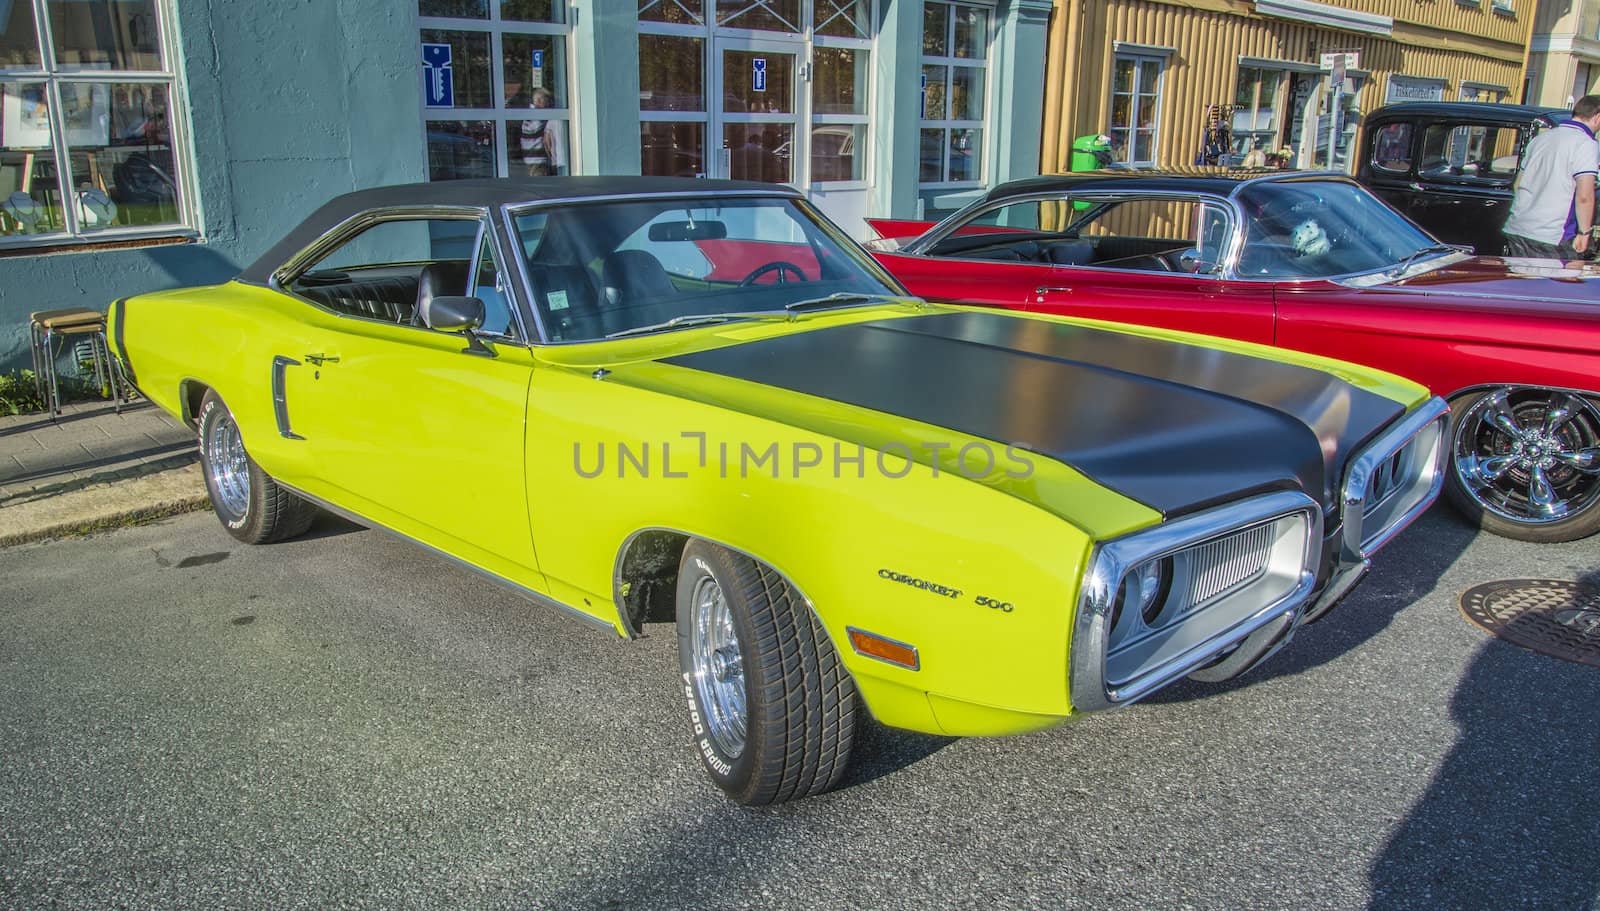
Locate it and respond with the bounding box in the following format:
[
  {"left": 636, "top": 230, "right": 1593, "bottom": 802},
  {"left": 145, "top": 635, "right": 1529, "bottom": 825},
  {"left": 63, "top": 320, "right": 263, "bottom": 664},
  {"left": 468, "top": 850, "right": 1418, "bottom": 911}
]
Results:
[{"left": 739, "top": 261, "right": 808, "bottom": 286}]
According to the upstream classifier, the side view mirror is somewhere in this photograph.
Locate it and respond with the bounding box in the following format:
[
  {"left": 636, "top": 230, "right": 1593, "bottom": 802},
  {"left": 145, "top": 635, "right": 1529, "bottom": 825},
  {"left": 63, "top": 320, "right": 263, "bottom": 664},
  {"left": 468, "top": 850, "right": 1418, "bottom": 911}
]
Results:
[
  {"left": 420, "top": 295, "right": 494, "bottom": 356},
  {"left": 1178, "top": 248, "right": 1220, "bottom": 274},
  {"left": 421, "top": 295, "right": 485, "bottom": 332}
]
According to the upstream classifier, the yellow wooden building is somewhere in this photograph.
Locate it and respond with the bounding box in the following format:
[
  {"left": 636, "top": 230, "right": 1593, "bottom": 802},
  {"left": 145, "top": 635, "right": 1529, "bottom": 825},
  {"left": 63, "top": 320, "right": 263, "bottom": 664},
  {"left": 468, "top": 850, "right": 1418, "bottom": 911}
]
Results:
[{"left": 1040, "top": 0, "right": 1538, "bottom": 173}]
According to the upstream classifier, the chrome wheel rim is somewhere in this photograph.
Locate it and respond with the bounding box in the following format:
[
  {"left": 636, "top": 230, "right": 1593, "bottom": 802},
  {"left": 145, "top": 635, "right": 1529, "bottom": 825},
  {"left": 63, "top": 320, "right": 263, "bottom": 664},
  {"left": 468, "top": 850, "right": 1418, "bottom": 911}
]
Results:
[
  {"left": 205, "top": 410, "right": 251, "bottom": 518},
  {"left": 1454, "top": 388, "right": 1600, "bottom": 525},
  {"left": 689, "top": 574, "right": 746, "bottom": 759}
]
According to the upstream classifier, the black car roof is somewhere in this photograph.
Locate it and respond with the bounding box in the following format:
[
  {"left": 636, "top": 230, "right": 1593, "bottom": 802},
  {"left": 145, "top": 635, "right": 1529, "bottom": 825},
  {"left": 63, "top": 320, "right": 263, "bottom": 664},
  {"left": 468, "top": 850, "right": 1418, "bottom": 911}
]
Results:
[
  {"left": 1365, "top": 101, "right": 1569, "bottom": 123},
  {"left": 983, "top": 169, "right": 1335, "bottom": 202},
  {"left": 239, "top": 176, "right": 794, "bottom": 284}
]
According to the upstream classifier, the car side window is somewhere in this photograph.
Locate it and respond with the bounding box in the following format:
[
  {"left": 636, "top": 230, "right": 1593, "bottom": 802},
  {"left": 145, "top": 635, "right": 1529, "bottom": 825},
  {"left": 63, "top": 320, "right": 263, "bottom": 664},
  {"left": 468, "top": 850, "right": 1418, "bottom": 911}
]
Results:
[
  {"left": 1371, "top": 124, "right": 1413, "bottom": 175},
  {"left": 468, "top": 230, "right": 515, "bottom": 337},
  {"left": 1064, "top": 197, "right": 1222, "bottom": 273},
  {"left": 286, "top": 216, "right": 517, "bottom": 338},
  {"left": 927, "top": 198, "right": 1079, "bottom": 263},
  {"left": 1418, "top": 124, "right": 1519, "bottom": 185}
]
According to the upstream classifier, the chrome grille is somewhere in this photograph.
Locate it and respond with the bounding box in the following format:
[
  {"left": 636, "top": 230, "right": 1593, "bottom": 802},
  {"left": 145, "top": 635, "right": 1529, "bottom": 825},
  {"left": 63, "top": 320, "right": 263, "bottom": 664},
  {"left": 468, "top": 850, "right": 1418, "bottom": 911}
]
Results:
[
  {"left": 1182, "top": 522, "right": 1275, "bottom": 608},
  {"left": 1366, "top": 447, "right": 1408, "bottom": 510}
]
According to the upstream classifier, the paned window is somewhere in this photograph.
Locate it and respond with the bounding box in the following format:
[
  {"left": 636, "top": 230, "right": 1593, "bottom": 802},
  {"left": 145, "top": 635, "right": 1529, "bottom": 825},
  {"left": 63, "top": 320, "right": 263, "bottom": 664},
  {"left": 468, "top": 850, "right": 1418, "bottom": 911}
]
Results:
[
  {"left": 1232, "top": 66, "right": 1282, "bottom": 160},
  {"left": 1109, "top": 53, "right": 1162, "bottom": 167},
  {"left": 419, "top": 1, "right": 573, "bottom": 180},
  {"left": 0, "top": 0, "right": 194, "bottom": 248},
  {"left": 636, "top": 0, "right": 872, "bottom": 187},
  {"left": 919, "top": 0, "right": 989, "bottom": 190}
]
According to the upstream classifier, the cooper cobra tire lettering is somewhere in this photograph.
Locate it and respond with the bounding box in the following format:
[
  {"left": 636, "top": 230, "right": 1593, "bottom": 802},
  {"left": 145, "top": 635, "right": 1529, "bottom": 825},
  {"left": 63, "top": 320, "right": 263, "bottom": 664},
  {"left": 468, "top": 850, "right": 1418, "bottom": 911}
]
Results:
[{"left": 675, "top": 540, "right": 857, "bottom": 805}]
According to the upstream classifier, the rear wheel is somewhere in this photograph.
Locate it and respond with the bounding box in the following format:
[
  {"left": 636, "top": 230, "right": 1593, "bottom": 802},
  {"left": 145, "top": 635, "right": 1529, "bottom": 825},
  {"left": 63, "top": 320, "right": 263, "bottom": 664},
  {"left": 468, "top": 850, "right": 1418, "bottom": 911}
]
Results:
[
  {"left": 1444, "top": 387, "right": 1600, "bottom": 543},
  {"left": 197, "top": 390, "right": 317, "bottom": 544},
  {"left": 675, "top": 541, "right": 856, "bottom": 805}
]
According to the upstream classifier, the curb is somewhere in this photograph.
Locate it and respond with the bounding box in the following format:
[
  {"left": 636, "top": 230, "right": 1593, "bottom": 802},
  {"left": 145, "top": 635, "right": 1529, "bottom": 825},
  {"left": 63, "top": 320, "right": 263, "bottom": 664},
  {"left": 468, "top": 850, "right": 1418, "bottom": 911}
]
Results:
[
  {"left": 0, "top": 464, "right": 210, "bottom": 548},
  {"left": 0, "top": 450, "right": 199, "bottom": 508}
]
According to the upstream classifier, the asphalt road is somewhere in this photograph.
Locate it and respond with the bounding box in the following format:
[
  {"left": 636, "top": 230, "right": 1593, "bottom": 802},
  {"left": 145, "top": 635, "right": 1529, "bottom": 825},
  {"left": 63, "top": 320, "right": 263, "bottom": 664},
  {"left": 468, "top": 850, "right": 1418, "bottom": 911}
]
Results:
[{"left": 1, "top": 507, "right": 1596, "bottom": 911}]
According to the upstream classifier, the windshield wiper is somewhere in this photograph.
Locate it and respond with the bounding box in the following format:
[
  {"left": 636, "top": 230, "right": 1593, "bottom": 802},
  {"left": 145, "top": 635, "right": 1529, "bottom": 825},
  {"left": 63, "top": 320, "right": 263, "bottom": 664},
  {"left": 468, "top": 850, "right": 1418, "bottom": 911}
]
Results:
[
  {"left": 783, "top": 292, "right": 889, "bottom": 313},
  {"left": 1388, "top": 244, "right": 1460, "bottom": 278},
  {"left": 604, "top": 312, "right": 781, "bottom": 339}
]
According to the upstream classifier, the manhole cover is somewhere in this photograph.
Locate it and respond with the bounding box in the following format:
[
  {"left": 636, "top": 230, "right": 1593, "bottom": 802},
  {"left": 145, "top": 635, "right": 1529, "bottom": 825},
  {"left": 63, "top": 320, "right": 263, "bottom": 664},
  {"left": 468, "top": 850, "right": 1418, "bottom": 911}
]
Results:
[{"left": 1459, "top": 579, "right": 1600, "bottom": 668}]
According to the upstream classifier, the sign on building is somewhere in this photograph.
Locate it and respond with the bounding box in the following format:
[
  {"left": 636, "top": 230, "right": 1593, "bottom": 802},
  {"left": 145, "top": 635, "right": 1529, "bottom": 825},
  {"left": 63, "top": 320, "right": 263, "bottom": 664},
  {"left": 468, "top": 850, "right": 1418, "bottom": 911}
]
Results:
[
  {"left": 423, "top": 43, "right": 454, "bottom": 108},
  {"left": 752, "top": 57, "right": 767, "bottom": 92},
  {"left": 1386, "top": 75, "right": 1446, "bottom": 103}
]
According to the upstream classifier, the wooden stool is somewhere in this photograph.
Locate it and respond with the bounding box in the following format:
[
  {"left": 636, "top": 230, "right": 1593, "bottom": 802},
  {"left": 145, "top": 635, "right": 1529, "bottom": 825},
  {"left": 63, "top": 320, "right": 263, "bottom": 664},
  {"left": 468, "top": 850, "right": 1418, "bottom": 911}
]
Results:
[{"left": 28, "top": 307, "right": 124, "bottom": 420}]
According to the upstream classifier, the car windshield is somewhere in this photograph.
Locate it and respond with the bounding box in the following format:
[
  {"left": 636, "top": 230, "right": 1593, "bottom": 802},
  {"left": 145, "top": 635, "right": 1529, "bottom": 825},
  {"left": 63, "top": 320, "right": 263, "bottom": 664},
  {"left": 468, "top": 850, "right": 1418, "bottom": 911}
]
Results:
[
  {"left": 1234, "top": 180, "right": 1442, "bottom": 279},
  {"left": 512, "top": 196, "right": 900, "bottom": 342}
]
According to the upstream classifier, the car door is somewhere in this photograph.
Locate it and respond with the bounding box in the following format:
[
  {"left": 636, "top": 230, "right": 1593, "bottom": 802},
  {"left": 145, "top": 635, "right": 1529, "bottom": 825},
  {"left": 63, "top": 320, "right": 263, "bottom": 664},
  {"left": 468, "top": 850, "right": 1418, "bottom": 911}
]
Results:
[
  {"left": 1023, "top": 195, "right": 1275, "bottom": 345},
  {"left": 1361, "top": 120, "right": 1422, "bottom": 218},
  {"left": 273, "top": 212, "right": 543, "bottom": 585},
  {"left": 1404, "top": 121, "right": 1523, "bottom": 253}
]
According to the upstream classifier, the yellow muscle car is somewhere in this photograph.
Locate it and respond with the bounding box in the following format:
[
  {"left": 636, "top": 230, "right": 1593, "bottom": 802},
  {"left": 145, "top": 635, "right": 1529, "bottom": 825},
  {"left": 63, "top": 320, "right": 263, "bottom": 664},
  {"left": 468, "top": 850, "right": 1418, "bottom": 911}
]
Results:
[{"left": 109, "top": 177, "right": 1447, "bottom": 804}]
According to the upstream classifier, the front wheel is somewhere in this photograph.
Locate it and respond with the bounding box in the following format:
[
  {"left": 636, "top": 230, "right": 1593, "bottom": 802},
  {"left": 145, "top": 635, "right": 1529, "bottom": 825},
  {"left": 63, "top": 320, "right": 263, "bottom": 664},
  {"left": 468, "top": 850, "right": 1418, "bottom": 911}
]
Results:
[
  {"left": 676, "top": 541, "right": 856, "bottom": 805},
  {"left": 1444, "top": 387, "right": 1600, "bottom": 543},
  {"left": 197, "top": 390, "right": 317, "bottom": 544}
]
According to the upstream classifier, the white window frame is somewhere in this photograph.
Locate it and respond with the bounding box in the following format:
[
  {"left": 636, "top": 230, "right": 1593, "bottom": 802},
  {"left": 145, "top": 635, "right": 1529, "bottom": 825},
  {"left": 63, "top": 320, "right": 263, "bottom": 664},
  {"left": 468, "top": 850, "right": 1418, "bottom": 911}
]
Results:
[
  {"left": 808, "top": 28, "right": 872, "bottom": 189},
  {"left": 635, "top": 0, "right": 876, "bottom": 190},
  {"left": 418, "top": 0, "right": 576, "bottom": 179},
  {"left": 918, "top": 0, "right": 993, "bottom": 191},
  {"left": 1232, "top": 64, "right": 1286, "bottom": 159},
  {"left": 0, "top": 0, "right": 197, "bottom": 250},
  {"left": 1109, "top": 51, "right": 1165, "bottom": 169}
]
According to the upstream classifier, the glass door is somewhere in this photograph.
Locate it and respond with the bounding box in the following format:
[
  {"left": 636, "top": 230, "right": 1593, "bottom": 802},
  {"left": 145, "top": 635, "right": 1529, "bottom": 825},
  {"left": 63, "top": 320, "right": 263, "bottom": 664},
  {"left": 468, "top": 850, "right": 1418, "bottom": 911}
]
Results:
[{"left": 712, "top": 39, "right": 803, "bottom": 184}]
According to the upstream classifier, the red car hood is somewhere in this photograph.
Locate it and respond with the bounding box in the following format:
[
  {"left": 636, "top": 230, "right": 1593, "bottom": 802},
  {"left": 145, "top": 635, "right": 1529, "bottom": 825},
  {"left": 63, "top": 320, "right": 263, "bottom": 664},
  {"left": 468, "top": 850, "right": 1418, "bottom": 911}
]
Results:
[{"left": 1374, "top": 256, "right": 1600, "bottom": 310}]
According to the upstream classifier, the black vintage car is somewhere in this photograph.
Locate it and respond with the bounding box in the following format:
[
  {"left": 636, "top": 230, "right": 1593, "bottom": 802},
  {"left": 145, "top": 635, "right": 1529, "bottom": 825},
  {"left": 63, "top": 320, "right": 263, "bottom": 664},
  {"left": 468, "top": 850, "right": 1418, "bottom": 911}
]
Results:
[{"left": 1356, "top": 102, "right": 1568, "bottom": 255}]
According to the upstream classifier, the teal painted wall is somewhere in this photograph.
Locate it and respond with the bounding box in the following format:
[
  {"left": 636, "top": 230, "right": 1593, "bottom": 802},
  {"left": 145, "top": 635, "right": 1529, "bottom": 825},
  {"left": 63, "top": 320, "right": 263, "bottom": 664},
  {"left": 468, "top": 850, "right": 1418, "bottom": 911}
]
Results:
[{"left": 0, "top": 0, "right": 426, "bottom": 371}]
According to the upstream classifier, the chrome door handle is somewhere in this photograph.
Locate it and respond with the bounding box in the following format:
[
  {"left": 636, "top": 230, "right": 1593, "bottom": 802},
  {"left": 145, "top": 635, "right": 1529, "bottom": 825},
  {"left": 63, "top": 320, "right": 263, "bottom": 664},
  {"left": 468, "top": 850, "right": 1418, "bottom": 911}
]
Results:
[
  {"left": 304, "top": 353, "right": 339, "bottom": 366},
  {"left": 1035, "top": 286, "right": 1073, "bottom": 294}
]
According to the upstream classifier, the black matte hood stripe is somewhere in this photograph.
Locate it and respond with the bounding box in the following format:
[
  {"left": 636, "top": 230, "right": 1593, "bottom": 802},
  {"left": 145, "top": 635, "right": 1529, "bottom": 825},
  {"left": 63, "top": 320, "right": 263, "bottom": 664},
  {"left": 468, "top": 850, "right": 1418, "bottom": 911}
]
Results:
[{"left": 663, "top": 312, "right": 1405, "bottom": 515}]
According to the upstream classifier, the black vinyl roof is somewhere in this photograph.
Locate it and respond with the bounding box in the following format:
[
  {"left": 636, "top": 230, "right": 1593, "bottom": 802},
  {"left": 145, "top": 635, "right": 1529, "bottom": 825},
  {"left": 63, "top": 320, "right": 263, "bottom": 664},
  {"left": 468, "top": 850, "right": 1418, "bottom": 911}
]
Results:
[
  {"left": 239, "top": 176, "right": 794, "bottom": 284},
  {"left": 982, "top": 168, "right": 1335, "bottom": 202},
  {"left": 1365, "top": 101, "right": 1569, "bottom": 123}
]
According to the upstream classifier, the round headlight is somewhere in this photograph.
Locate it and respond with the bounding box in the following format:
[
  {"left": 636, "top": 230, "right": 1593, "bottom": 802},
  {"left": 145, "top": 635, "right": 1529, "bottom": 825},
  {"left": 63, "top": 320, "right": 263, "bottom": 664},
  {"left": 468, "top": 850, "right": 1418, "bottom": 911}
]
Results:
[{"left": 1109, "top": 558, "right": 1171, "bottom": 641}]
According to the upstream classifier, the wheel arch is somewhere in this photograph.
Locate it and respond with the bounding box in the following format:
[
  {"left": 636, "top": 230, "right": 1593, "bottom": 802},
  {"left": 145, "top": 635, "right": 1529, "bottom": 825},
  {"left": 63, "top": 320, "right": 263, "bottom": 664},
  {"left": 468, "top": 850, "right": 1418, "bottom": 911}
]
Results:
[
  {"left": 178, "top": 377, "right": 214, "bottom": 427},
  {"left": 611, "top": 526, "right": 832, "bottom": 643},
  {"left": 1443, "top": 381, "right": 1600, "bottom": 405}
]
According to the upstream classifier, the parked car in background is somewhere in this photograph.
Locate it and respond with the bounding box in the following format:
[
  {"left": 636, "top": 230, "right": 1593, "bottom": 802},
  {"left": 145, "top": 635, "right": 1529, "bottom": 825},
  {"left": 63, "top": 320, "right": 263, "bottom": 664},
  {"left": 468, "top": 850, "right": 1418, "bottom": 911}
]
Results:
[
  {"left": 870, "top": 171, "right": 1600, "bottom": 542},
  {"left": 109, "top": 177, "right": 1444, "bottom": 804},
  {"left": 1356, "top": 102, "right": 1568, "bottom": 256}
]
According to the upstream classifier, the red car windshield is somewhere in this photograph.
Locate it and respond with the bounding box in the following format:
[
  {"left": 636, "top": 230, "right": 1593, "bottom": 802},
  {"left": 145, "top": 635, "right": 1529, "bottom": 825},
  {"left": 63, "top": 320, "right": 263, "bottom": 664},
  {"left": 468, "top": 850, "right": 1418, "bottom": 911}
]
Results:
[{"left": 1234, "top": 181, "right": 1442, "bottom": 279}]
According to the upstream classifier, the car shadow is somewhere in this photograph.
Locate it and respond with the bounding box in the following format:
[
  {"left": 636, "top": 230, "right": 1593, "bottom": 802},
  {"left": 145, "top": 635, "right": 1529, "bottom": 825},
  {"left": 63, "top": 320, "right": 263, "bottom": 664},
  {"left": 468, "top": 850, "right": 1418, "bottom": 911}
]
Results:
[
  {"left": 1144, "top": 506, "right": 1479, "bottom": 705},
  {"left": 298, "top": 511, "right": 366, "bottom": 542},
  {"left": 1367, "top": 567, "right": 1600, "bottom": 910},
  {"left": 833, "top": 713, "right": 955, "bottom": 792}
]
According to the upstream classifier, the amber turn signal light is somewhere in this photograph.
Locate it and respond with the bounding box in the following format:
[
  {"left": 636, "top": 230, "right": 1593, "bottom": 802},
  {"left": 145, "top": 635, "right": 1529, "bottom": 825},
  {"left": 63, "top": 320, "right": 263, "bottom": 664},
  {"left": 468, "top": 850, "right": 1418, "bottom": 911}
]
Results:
[{"left": 847, "top": 627, "right": 920, "bottom": 671}]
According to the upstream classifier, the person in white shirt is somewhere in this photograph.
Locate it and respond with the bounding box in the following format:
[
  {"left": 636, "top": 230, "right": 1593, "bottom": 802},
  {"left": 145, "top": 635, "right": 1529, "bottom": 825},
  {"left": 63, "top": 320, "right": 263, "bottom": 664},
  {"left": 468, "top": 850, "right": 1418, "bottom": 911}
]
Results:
[
  {"left": 520, "top": 88, "right": 567, "bottom": 177},
  {"left": 1502, "top": 95, "right": 1600, "bottom": 260}
]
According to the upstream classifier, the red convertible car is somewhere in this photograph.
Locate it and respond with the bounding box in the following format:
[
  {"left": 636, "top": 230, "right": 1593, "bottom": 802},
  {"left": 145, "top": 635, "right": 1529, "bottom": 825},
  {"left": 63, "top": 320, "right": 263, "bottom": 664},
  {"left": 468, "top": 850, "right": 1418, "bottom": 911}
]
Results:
[{"left": 871, "top": 171, "right": 1600, "bottom": 542}]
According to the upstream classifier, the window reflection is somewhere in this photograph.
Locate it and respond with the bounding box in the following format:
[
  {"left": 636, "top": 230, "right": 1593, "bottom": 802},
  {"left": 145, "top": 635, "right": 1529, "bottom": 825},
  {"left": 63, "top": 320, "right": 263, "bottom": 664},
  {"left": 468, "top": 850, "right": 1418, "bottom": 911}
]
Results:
[
  {"left": 46, "top": 0, "right": 162, "bottom": 70},
  {"left": 0, "top": 1, "right": 42, "bottom": 67}
]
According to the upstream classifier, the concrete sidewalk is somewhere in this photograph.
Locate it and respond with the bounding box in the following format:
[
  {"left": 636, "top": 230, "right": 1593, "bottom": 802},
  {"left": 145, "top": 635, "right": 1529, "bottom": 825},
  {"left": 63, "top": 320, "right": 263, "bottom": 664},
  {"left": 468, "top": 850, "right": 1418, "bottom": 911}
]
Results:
[{"left": 0, "top": 399, "right": 208, "bottom": 547}]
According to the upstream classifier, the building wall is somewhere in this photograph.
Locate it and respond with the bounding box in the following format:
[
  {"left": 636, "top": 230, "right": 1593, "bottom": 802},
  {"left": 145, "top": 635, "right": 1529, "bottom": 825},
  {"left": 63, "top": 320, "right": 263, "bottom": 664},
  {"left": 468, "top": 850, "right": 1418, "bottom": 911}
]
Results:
[
  {"left": 0, "top": 0, "right": 425, "bottom": 371},
  {"left": 1527, "top": 0, "right": 1600, "bottom": 106},
  {"left": 1042, "top": 0, "right": 1534, "bottom": 173}
]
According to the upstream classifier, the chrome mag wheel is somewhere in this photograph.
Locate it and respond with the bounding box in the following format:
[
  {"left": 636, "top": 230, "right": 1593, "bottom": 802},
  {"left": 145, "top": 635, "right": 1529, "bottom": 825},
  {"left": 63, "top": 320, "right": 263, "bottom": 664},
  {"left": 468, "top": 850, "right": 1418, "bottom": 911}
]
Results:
[
  {"left": 1453, "top": 388, "right": 1600, "bottom": 526},
  {"left": 205, "top": 407, "right": 252, "bottom": 518},
  {"left": 689, "top": 574, "right": 747, "bottom": 759}
]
